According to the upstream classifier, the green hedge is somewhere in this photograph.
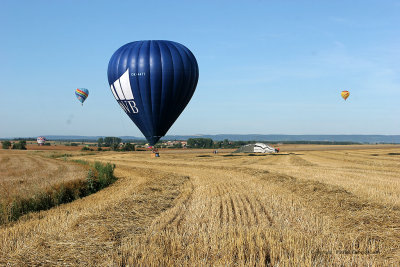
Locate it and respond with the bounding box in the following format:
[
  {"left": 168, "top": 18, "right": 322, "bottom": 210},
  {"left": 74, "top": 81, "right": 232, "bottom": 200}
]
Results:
[{"left": 0, "top": 161, "right": 116, "bottom": 225}]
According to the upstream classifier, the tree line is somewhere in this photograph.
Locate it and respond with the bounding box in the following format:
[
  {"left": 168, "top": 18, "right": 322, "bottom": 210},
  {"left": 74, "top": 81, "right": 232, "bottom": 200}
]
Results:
[
  {"left": 1, "top": 137, "right": 360, "bottom": 151},
  {"left": 186, "top": 138, "right": 359, "bottom": 149},
  {"left": 1, "top": 140, "right": 27, "bottom": 150},
  {"left": 96, "top": 137, "right": 135, "bottom": 151}
]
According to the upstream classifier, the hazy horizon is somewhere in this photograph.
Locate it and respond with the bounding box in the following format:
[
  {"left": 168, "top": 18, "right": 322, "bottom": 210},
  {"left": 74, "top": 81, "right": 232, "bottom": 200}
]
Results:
[
  {"left": 3, "top": 134, "right": 400, "bottom": 145},
  {"left": 1, "top": 0, "right": 399, "bottom": 138}
]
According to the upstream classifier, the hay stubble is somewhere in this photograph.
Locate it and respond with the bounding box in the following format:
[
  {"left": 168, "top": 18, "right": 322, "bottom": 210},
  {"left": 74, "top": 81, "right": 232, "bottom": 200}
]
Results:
[{"left": 1, "top": 146, "right": 400, "bottom": 266}]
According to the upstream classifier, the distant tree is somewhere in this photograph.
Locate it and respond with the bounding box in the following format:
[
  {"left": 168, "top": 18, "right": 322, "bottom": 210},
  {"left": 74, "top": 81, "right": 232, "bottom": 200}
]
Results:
[
  {"left": 219, "top": 139, "right": 237, "bottom": 148},
  {"left": 2, "top": 141, "right": 11, "bottom": 149},
  {"left": 81, "top": 146, "right": 93, "bottom": 151},
  {"left": 11, "top": 140, "right": 27, "bottom": 150},
  {"left": 187, "top": 138, "right": 214, "bottom": 148},
  {"left": 111, "top": 143, "right": 119, "bottom": 151},
  {"left": 104, "top": 137, "right": 121, "bottom": 147},
  {"left": 20, "top": 140, "right": 27, "bottom": 149},
  {"left": 70, "top": 143, "right": 79, "bottom": 146},
  {"left": 214, "top": 141, "right": 222, "bottom": 149},
  {"left": 115, "top": 137, "right": 122, "bottom": 145},
  {"left": 187, "top": 138, "right": 196, "bottom": 148},
  {"left": 104, "top": 137, "right": 112, "bottom": 147},
  {"left": 121, "top": 143, "right": 135, "bottom": 151},
  {"left": 97, "top": 137, "right": 104, "bottom": 147},
  {"left": 172, "top": 143, "right": 183, "bottom": 148},
  {"left": 13, "top": 137, "right": 35, "bottom": 141}
]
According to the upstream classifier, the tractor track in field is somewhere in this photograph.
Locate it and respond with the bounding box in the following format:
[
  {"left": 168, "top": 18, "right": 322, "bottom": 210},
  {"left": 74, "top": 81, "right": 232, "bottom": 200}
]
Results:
[
  {"left": 110, "top": 155, "right": 400, "bottom": 264},
  {"left": 2, "top": 148, "right": 400, "bottom": 266}
]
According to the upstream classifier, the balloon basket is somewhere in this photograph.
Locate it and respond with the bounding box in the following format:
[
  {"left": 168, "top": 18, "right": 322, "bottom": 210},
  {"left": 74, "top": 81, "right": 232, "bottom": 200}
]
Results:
[{"left": 151, "top": 153, "right": 160, "bottom": 158}]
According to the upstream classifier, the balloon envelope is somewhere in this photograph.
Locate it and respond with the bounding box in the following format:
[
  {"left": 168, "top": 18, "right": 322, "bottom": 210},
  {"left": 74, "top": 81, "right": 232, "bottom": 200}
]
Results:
[
  {"left": 75, "top": 88, "right": 89, "bottom": 104},
  {"left": 341, "top": 90, "right": 350, "bottom": 100},
  {"left": 37, "top": 136, "right": 46, "bottom": 145},
  {"left": 107, "top": 40, "right": 199, "bottom": 146}
]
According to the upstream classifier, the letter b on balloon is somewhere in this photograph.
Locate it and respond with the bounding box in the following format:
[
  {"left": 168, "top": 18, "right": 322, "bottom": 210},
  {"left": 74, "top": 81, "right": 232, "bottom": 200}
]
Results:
[{"left": 107, "top": 40, "right": 199, "bottom": 146}]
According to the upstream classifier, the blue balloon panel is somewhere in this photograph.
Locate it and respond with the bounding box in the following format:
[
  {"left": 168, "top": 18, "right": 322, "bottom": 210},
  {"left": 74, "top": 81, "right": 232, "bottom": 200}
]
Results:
[{"left": 107, "top": 40, "right": 199, "bottom": 145}]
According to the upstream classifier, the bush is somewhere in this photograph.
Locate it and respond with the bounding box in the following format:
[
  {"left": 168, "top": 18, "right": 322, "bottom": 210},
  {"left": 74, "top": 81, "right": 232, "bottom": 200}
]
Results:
[
  {"left": 111, "top": 143, "right": 120, "bottom": 151},
  {"left": 48, "top": 153, "right": 73, "bottom": 159},
  {"left": 187, "top": 138, "right": 214, "bottom": 148},
  {"left": 81, "top": 146, "right": 93, "bottom": 151},
  {"left": 172, "top": 143, "right": 183, "bottom": 148},
  {"left": 11, "top": 140, "right": 27, "bottom": 150},
  {"left": 94, "top": 162, "right": 116, "bottom": 188},
  {"left": 0, "top": 161, "right": 116, "bottom": 225},
  {"left": 86, "top": 169, "right": 97, "bottom": 194},
  {"left": 121, "top": 143, "right": 135, "bottom": 151},
  {"left": 104, "top": 137, "right": 121, "bottom": 147},
  {"left": 72, "top": 159, "right": 89, "bottom": 165},
  {"left": 2, "top": 141, "right": 11, "bottom": 149}
]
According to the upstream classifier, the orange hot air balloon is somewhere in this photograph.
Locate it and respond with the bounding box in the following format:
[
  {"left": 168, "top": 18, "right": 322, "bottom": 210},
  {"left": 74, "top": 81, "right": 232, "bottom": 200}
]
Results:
[{"left": 341, "top": 90, "right": 350, "bottom": 100}]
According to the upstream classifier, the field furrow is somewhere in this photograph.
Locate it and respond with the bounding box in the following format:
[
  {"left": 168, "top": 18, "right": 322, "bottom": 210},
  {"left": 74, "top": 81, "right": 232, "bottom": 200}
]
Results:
[{"left": 1, "top": 147, "right": 400, "bottom": 266}]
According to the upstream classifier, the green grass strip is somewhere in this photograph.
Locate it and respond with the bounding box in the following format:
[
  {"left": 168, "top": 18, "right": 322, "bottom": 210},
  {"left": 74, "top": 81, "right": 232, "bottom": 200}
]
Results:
[{"left": 0, "top": 161, "right": 117, "bottom": 225}]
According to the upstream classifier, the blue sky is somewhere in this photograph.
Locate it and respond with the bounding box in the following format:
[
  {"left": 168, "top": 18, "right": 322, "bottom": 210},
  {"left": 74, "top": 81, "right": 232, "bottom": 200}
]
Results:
[{"left": 1, "top": 0, "right": 399, "bottom": 138}]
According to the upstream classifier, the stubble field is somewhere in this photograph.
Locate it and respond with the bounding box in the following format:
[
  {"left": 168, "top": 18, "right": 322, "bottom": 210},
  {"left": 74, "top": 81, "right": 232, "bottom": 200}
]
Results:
[
  {"left": 1, "top": 145, "right": 400, "bottom": 266},
  {"left": 0, "top": 150, "right": 87, "bottom": 200}
]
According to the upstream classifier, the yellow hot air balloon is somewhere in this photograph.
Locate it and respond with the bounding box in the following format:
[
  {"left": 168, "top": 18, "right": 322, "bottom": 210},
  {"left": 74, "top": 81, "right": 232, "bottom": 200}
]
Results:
[{"left": 341, "top": 90, "right": 350, "bottom": 100}]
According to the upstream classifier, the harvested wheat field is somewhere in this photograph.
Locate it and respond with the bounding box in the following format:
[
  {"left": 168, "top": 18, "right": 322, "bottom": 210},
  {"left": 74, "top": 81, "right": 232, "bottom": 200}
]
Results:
[
  {"left": 0, "top": 150, "right": 87, "bottom": 200},
  {"left": 25, "top": 144, "right": 85, "bottom": 151},
  {"left": 1, "top": 145, "right": 400, "bottom": 266}
]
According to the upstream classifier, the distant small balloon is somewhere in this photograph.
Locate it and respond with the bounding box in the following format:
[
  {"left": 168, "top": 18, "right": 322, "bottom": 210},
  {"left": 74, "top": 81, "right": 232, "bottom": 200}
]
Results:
[
  {"left": 37, "top": 136, "right": 46, "bottom": 146},
  {"left": 341, "top": 90, "right": 350, "bottom": 101},
  {"left": 75, "top": 88, "right": 89, "bottom": 105}
]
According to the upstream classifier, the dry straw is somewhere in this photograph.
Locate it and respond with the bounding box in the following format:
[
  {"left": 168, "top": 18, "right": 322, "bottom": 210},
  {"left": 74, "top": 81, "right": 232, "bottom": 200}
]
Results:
[{"left": 1, "top": 146, "right": 400, "bottom": 266}]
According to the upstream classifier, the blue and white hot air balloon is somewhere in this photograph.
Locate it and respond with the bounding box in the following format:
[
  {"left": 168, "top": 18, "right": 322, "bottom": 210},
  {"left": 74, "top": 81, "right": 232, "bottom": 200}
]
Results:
[{"left": 107, "top": 40, "right": 199, "bottom": 146}]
